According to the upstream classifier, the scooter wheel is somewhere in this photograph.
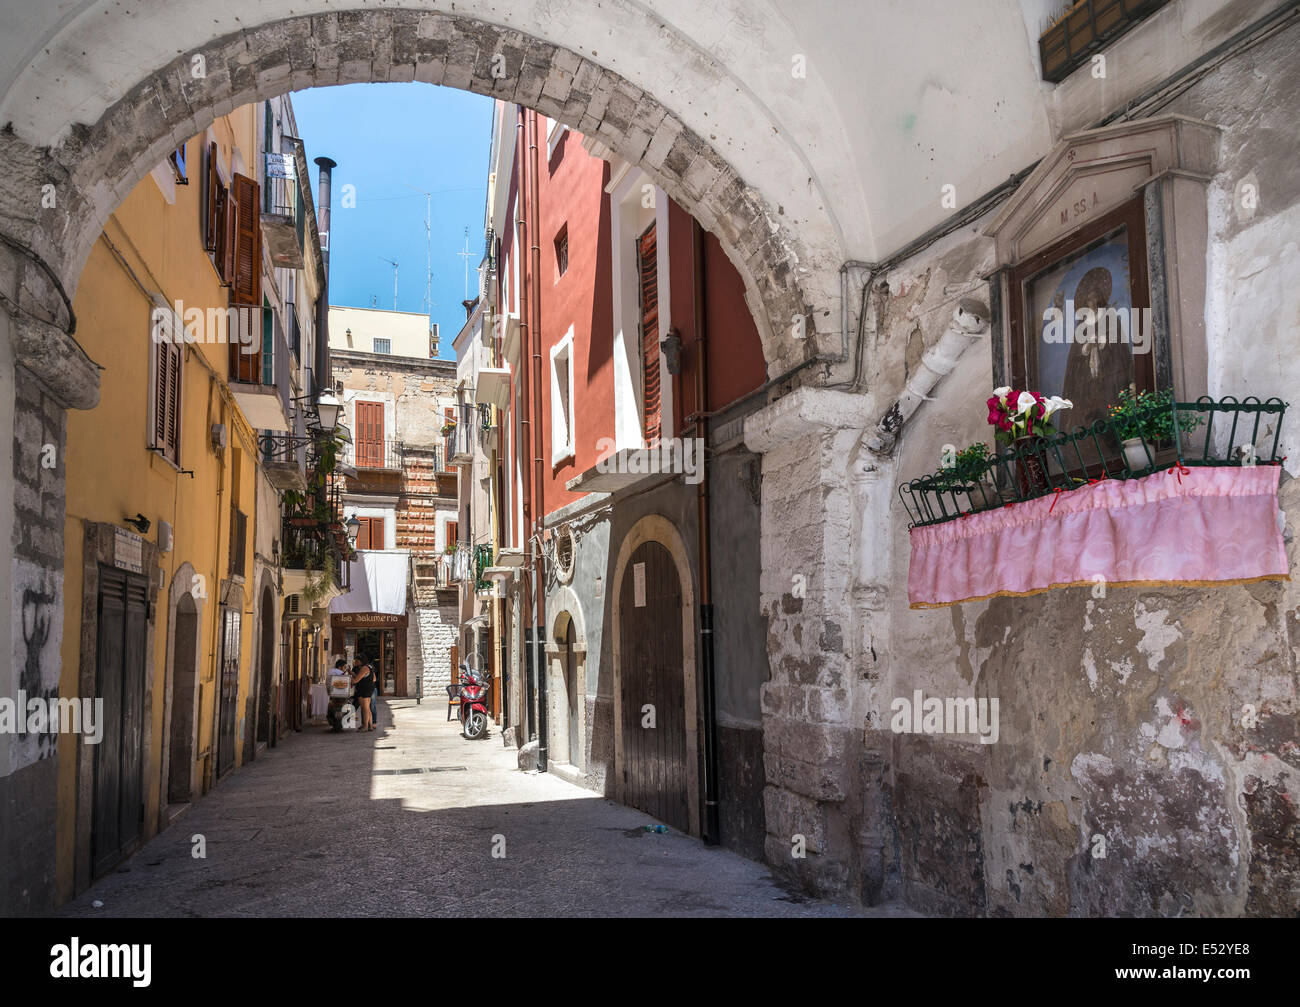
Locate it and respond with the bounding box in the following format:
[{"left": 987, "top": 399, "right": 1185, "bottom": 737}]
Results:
[{"left": 464, "top": 710, "right": 487, "bottom": 739}]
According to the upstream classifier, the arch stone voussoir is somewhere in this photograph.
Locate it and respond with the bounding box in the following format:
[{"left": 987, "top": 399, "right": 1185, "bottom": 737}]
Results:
[{"left": 1, "top": 7, "right": 825, "bottom": 408}]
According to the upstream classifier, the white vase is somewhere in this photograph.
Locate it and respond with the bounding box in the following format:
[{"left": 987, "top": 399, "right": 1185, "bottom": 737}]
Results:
[{"left": 1122, "top": 437, "right": 1152, "bottom": 471}]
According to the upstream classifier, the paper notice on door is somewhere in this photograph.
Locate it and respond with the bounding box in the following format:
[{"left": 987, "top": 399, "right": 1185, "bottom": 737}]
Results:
[{"left": 633, "top": 562, "right": 646, "bottom": 607}]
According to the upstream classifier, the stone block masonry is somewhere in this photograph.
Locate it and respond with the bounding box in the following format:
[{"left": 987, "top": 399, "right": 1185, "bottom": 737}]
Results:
[{"left": 408, "top": 598, "right": 458, "bottom": 702}]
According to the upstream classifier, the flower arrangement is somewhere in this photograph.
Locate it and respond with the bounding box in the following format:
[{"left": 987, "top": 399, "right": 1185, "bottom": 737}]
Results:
[
  {"left": 1106, "top": 387, "right": 1202, "bottom": 443},
  {"left": 439, "top": 419, "right": 458, "bottom": 436},
  {"left": 986, "top": 387, "right": 1072, "bottom": 444}
]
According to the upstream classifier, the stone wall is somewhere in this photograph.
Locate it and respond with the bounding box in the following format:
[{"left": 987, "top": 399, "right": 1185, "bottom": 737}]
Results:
[{"left": 409, "top": 596, "right": 459, "bottom": 702}]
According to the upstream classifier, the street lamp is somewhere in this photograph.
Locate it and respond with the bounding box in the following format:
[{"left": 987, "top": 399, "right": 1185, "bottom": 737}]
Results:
[
  {"left": 315, "top": 390, "right": 342, "bottom": 432},
  {"left": 346, "top": 515, "right": 361, "bottom": 548}
]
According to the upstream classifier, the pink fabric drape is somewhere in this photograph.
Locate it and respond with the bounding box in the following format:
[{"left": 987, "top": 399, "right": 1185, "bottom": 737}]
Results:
[{"left": 908, "top": 465, "right": 1289, "bottom": 608}]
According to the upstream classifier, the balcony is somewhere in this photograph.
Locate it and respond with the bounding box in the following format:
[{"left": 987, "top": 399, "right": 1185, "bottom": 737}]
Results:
[
  {"left": 261, "top": 159, "right": 305, "bottom": 269},
  {"left": 445, "top": 402, "right": 477, "bottom": 465},
  {"left": 903, "top": 396, "right": 1291, "bottom": 608},
  {"left": 1038, "top": 0, "right": 1171, "bottom": 83},
  {"left": 259, "top": 430, "right": 308, "bottom": 493},
  {"left": 281, "top": 518, "right": 346, "bottom": 605},
  {"left": 343, "top": 436, "right": 404, "bottom": 472},
  {"left": 229, "top": 305, "right": 292, "bottom": 432},
  {"left": 475, "top": 366, "right": 511, "bottom": 410}
]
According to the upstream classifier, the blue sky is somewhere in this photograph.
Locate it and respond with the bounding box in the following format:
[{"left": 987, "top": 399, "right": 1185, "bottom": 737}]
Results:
[{"left": 290, "top": 83, "right": 494, "bottom": 361}]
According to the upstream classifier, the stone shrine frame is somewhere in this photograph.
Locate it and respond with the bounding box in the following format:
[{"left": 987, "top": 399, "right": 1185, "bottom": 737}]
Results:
[{"left": 985, "top": 114, "right": 1220, "bottom": 404}]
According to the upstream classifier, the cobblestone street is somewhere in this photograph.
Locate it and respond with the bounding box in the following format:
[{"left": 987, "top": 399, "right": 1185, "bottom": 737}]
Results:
[{"left": 58, "top": 700, "right": 908, "bottom": 918}]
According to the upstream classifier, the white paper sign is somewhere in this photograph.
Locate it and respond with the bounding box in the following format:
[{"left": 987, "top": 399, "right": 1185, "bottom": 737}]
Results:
[
  {"left": 633, "top": 562, "right": 646, "bottom": 608},
  {"left": 114, "top": 526, "right": 143, "bottom": 573}
]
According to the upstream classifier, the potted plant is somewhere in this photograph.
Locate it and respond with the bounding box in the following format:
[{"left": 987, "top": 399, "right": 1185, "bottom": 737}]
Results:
[
  {"left": 440, "top": 419, "right": 458, "bottom": 437},
  {"left": 1106, "top": 388, "right": 1203, "bottom": 472},
  {"left": 987, "top": 387, "right": 1072, "bottom": 494}
]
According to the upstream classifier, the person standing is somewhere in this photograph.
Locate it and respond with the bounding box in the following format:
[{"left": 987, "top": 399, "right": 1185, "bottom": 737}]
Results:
[{"left": 352, "top": 656, "right": 377, "bottom": 732}]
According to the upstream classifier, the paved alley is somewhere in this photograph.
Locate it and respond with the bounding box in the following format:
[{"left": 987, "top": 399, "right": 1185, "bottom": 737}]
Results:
[{"left": 57, "top": 700, "right": 905, "bottom": 918}]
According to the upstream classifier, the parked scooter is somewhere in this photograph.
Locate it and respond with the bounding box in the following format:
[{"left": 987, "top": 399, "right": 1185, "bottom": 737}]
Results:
[
  {"left": 326, "top": 663, "right": 357, "bottom": 732},
  {"left": 451, "top": 657, "right": 491, "bottom": 739}
]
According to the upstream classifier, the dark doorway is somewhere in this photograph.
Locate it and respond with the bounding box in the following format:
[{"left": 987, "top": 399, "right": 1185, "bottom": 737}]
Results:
[
  {"left": 618, "top": 540, "right": 688, "bottom": 831},
  {"left": 216, "top": 607, "right": 241, "bottom": 779},
  {"left": 166, "top": 593, "right": 198, "bottom": 806},
  {"left": 257, "top": 587, "right": 275, "bottom": 746},
  {"left": 92, "top": 564, "right": 149, "bottom": 876},
  {"left": 563, "top": 618, "right": 580, "bottom": 767}
]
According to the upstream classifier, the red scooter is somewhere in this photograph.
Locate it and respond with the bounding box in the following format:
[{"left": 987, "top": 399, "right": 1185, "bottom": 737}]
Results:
[{"left": 451, "top": 659, "right": 491, "bottom": 739}]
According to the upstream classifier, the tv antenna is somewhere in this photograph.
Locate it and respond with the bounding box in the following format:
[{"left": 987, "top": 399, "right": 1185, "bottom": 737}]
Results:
[
  {"left": 378, "top": 257, "right": 398, "bottom": 310},
  {"left": 457, "top": 226, "right": 473, "bottom": 300},
  {"left": 403, "top": 183, "right": 435, "bottom": 317}
]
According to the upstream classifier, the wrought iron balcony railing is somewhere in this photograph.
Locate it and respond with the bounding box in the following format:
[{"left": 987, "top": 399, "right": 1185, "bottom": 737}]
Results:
[
  {"left": 900, "top": 396, "right": 1288, "bottom": 529},
  {"left": 343, "top": 437, "right": 405, "bottom": 471}
]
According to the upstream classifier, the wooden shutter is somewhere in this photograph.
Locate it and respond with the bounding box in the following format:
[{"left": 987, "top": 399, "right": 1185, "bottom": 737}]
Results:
[
  {"left": 204, "top": 142, "right": 220, "bottom": 252},
  {"left": 153, "top": 335, "right": 182, "bottom": 464},
  {"left": 355, "top": 401, "right": 384, "bottom": 468},
  {"left": 359, "top": 516, "right": 385, "bottom": 550},
  {"left": 230, "top": 173, "right": 261, "bottom": 306},
  {"left": 638, "top": 224, "right": 661, "bottom": 444},
  {"left": 447, "top": 520, "right": 458, "bottom": 548}
]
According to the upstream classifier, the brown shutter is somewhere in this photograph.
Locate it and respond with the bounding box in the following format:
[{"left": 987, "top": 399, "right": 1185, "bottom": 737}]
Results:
[
  {"left": 230, "top": 173, "right": 261, "bottom": 305},
  {"left": 447, "top": 520, "right": 458, "bottom": 547},
  {"left": 221, "top": 185, "right": 236, "bottom": 286},
  {"left": 355, "top": 401, "right": 384, "bottom": 467},
  {"left": 166, "top": 341, "right": 182, "bottom": 462},
  {"left": 205, "top": 142, "right": 219, "bottom": 252},
  {"left": 638, "top": 224, "right": 661, "bottom": 444}
]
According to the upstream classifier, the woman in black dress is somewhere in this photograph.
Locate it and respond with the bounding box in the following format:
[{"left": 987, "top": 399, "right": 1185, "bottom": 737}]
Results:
[{"left": 352, "top": 657, "right": 377, "bottom": 732}]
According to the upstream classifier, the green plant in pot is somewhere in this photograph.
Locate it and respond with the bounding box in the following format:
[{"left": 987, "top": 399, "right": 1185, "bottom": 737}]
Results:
[
  {"left": 935, "top": 442, "right": 991, "bottom": 492},
  {"left": 1107, "top": 388, "right": 1203, "bottom": 472}
]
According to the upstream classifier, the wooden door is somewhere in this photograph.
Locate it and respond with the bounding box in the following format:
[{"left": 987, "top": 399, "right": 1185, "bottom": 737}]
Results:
[
  {"left": 618, "top": 541, "right": 687, "bottom": 831},
  {"left": 355, "top": 401, "right": 384, "bottom": 468},
  {"left": 92, "top": 566, "right": 149, "bottom": 876},
  {"left": 216, "top": 607, "right": 241, "bottom": 777},
  {"left": 564, "top": 619, "right": 580, "bottom": 766}
]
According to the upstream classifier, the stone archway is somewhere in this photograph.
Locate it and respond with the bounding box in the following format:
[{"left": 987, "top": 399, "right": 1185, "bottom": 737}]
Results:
[
  {"left": 0, "top": 6, "right": 838, "bottom": 417},
  {"left": 545, "top": 592, "right": 588, "bottom": 777}
]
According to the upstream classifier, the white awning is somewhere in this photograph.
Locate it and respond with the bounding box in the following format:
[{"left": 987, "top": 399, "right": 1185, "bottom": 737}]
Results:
[{"left": 329, "top": 549, "right": 408, "bottom": 615}]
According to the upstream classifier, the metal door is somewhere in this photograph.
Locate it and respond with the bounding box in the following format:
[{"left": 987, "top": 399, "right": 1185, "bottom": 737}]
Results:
[
  {"left": 619, "top": 540, "right": 688, "bottom": 831},
  {"left": 216, "top": 607, "right": 240, "bottom": 777},
  {"left": 92, "top": 565, "right": 148, "bottom": 876}
]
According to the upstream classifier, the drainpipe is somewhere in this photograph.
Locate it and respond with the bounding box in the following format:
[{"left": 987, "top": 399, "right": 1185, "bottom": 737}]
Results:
[
  {"left": 313, "top": 157, "right": 336, "bottom": 399},
  {"left": 527, "top": 108, "right": 548, "bottom": 773},
  {"left": 692, "top": 220, "right": 721, "bottom": 845},
  {"left": 863, "top": 299, "right": 990, "bottom": 456},
  {"left": 514, "top": 106, "right": 537, "bottom": 748}
]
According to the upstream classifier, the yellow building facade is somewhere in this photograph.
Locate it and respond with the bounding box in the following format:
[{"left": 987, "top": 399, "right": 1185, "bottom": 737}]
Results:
[{"left": 56, "top": 99, "right": 334, "bottom": 902}]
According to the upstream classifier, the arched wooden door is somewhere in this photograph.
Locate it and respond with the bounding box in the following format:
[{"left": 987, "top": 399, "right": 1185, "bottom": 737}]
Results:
[{"left": 619, "top": 540, "right": 688, "bottom": 831}]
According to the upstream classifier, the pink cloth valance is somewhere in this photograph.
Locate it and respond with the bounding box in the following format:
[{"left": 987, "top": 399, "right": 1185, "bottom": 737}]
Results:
[{"left": 908, "top": 465, "right": 1289, "bottom": 608}]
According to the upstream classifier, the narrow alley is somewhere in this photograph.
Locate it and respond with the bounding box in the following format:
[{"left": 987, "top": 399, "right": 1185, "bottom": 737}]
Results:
[{"left": 56, "top": 700, "right": 894, "bottom": 918}]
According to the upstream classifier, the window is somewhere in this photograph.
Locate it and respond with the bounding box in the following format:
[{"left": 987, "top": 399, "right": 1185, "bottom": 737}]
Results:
[
  {"left": 229, "top": 172, "right": 262, "bottom": 307},
  {"left": 357, "top": 516, "right": 386, "bottom": 550},
  {"left": 1038, "top": 0, "right": 1172, "bottom": 83},
  {"left": 373, "top": 337, "right": 391, "bottom": 354},
  {"left": 637, "top": 222, "right": 661, "bottom": 444},
  {"left": 554, "top": 226, "right": 569, "bottom": 279},
  {"left": 550, "top": 327, "right": 575, "bottom": 465},
  {"left": 446, "top": 520, "right": 458, "bottom": 550},
  {"left": 203, "top": 142, "right": 232, "bottom": 283},
  {"left": 150, "top": 320, "right": 183, "bottom": 466},
  {"left": 169, "top": 143, "right": 188, "bottom": 185}
]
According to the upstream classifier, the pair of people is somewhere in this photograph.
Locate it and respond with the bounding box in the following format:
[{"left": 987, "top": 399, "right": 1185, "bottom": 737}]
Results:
[{"left": 351, "top": 655, "right": 380, "bottom": 732}]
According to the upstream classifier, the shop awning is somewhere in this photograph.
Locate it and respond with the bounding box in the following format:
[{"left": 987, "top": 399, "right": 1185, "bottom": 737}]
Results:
[{"left": 330, "top": 549, "right": 409, "bottom": 615}]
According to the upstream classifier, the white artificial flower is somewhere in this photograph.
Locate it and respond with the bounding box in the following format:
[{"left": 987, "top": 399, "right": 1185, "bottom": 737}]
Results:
[
  {"left": 993, "top": 386, "right": 1011, "bottom": 406},
  {"left": 1042, "top": 395, "right": 1073, "bottom": 420},
  {"left": 1016, "top": 391, "right": 1038, "bottom": 414}
]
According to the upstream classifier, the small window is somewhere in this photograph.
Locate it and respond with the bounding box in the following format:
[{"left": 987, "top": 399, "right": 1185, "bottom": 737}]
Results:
[
  {"left": 150, "top": 317, "right": 183, "bottom": 466},
  {"left": 373, "top": 338, "right": 391, "bottom": 354},
  {"left": 550, "top": 327, "right": 575, "bottom": 465},
  {"left": 169, "top": 143, "right": 188, "bottom": 185},
  {"left": 554, "top": 227, "right": 569, "bottom": 280}
]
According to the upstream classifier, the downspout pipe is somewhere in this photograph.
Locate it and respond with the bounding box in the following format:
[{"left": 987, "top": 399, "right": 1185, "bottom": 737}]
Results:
[
  {"left": 863, "top": 299, "right": 990, "bottom": 456},
  {"left": 693, "top": 220, "right": 721, "bottom": 845},
  {"left": 514, "top": 106, "right": 536, "bottom": 746},
  {"left": 527, "top": 108, "right": 549, "bottom": 773},
  {"left": 313, "top": 157, "right": 336, "bottom": 399}
]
